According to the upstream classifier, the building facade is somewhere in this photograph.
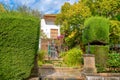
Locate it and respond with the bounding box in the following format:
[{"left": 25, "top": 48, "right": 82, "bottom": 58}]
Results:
[
  {"left": 41, "top": 14, "right": 60, "bottom": 39},
  {"left": 39, "top": 14, "right": 61, "bottom": 50}
]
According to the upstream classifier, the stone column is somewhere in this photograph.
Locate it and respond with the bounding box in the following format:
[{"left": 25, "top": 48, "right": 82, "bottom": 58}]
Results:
[{"left": 83, "top": 54, "right": 97, "bottom": 73}]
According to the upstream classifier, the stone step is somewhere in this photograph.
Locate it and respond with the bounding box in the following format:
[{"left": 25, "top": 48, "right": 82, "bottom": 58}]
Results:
[
  {"left": 44, "top": 58, "right": 66, "bottom": 67},
  {"left": 39, "top": 71, "right": 84, "bottom": 80},
  {"left": 28, "top": 77, "right": 39, "bottom": 80},
  {"left": 42, "top": 77, "right": 84, "bottom": 80},
  {"left": 39, "top": 65, "right": 83, "bottom": 80}
]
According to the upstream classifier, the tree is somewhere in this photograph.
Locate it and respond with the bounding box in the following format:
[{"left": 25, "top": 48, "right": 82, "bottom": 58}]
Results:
[
  {"left": 82, "top": 16, "right": 110, "bottom": 44},
  {"left": 17, "top": 5, "right": 31, "bottom": 14},
  {"left": 56, "top": 2, "right": 91, "bottom": 48},
  {"left": 56, "top": 0, "right": 120, "bottom": 49},
  {"left": 82, "top": 16, "right": 110, "bottom": 71},
  {"left": 110, "top": 20, "right": 120, "bottom": 47},
  {"left": 40, "top": 30, "right": 47, "bottom": 39},
  {"left": 82, "top": 0, "right": 120, "bottom": 19},
  {"left": 17, "top": 5, "right": 41, "bottom": 18},
  {"left": 31, "top": 9, "right": 41, "bottom": 18},
  {"left": 55, "top": 2, "right": 71, "bottom": 25},
  {"left": 0, "top": 3, "right": 6, "bottom": 13},
  {"left": 99, "top": 0, "right": 120, "bottom": 18}
]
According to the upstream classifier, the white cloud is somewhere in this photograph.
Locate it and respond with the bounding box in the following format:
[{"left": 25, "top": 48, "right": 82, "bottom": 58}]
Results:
[
  {"left": 13, "top": 0, "right": 36, "bottom": 7},
  {"left": 0, "top": 0, "right": 79, "bottom": 14},
  {"left": 32, "top": 0, "right": 78, "bottom": 14}
]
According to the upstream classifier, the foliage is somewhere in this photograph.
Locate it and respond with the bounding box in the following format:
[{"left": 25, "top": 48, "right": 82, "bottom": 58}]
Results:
[
  {"left": 107, "top": 52, "right": 120, "bottom": 72},
  {"left": 0, "top": 12, "right": 40, "bottom": 80},
  {"left": 82, "top": 0, "right": 120, "bottom": 18},
  {"left": 116, "top": 13, "right": 120, "bottom": 21},
  {"left": 17, "top": 5, "right": 41, "bottom": 18},
  {"left": 56, "top": 0, "right": 120, "bottom": 48},
  {"left": 98, "top": 0, "right": 120, "bottom": 18},
  {"left": 40, "top": 30, "right": 48, "bottom": 39},
  {"left": 59, "top": 52, "right": 67, "bottom": 58},
  {"left": 82, "top": 16, "right": 110, "bottom": 44},
  {"left": 110, "top": 20, "right": 120, "bottom": 44},
  {"left": 63, "top": 47, "right": 83, "bottom": 67},
  {"left": 0, "top": 3, "right": 6, "bottom": 13},
  {"left": 96, "top": 64, "right": 106, "bottom": 73},
  {"left": 55, "top": 2, "right": 71, "bottom": 25},
  {"left": 56, "top": 2, "right": 91, "bottom": 48},
  {"left": 86, "top": 45, "right": 109, "bottom": 64},
  {"left": 86, "top": 45, "right": 109, "bottom": 72},
  {"left": 37, "top": 50, "right": 46, "bottom": 66}
]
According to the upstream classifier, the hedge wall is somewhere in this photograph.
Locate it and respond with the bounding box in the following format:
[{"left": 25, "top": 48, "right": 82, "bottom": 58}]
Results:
[
  {"left": 82, "top": 16, "right": 109, "bottom": 44},
  {"left": 0, "top": 12, "right": 40, "bottom": 80}
]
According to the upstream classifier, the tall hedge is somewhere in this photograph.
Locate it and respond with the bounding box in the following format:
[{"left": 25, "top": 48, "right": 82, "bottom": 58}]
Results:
[
  {"left": 82, "top": 16, "right": 109, "bottom": 44},
  {"left": 0, "top": 12, "right": 40, "bottom": 80}
]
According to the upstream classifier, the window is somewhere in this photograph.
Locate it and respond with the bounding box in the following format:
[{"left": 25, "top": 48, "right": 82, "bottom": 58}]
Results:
[{"left": 50, "top": 29, "right": 58, "bottom": 39}]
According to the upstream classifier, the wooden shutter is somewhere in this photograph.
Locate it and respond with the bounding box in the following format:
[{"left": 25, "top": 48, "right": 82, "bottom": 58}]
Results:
[{"left": 50, "top": 29, "right": 58, "bottom": 39}]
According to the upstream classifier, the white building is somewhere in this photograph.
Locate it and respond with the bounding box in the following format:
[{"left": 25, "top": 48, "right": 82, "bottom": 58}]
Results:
[
  {"left": 39, "top": 14, "right": 61, "bottom": 50},
  {"left": 41, "top": 14, "right": 60, "bottom": 39}
]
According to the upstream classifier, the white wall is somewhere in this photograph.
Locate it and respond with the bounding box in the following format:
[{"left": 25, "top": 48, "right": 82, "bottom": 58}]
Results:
[{"left": 41, "top": 18, "right": 60, "bottom": 38}]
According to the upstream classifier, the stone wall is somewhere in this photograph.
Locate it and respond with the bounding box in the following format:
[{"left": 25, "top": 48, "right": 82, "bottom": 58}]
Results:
[{"left": 85, "top": 73, "right": 120, "bottom": 80}]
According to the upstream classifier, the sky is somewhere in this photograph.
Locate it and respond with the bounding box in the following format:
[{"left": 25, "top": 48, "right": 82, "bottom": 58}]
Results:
[{"left": 0, "top": 0, "right": 79, "bottom": 14}]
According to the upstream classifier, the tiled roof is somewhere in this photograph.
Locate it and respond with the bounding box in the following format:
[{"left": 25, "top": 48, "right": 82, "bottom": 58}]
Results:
[{"left": 44, "top": 14, "right": 57, "bottom": 21}]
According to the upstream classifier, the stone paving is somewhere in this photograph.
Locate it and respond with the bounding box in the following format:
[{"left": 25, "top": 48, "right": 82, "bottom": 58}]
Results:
[
  {"left": 39, "top": 65, "right": 84, "bottom": 80},
  {"left": 28, "top": 77, "right": 39, "bottom": 80},
  {"left": 41, "top": 72, "right": 84, "bottom": 80}
]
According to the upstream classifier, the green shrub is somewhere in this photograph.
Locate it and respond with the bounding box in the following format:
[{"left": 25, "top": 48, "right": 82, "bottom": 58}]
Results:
[
  {"left": 96, "top": 64, "right": 106, "bottom": 73},
  {"left": 37, "top": 50, "right": 46, "bottom": 66},
  {"left": 86, "top": 45, "right": 109, "bottom": 72},
  {"left": 63, "top": 47, "right": 83, "bottom": 67},
  {"left": 0, "top": 12, "right": 40, "bottom": 80},
  {"left": 116, "top": 13, "right": 120, "bottom": 21},
  {"left": 82, "top": 16, "right": 109, "bottom": 44},
  {"left": 107, "top": 52, "right": 120, "bottom": 72},
  {"left": 109, "top": 20, "right": 120, "bottom": 45}
]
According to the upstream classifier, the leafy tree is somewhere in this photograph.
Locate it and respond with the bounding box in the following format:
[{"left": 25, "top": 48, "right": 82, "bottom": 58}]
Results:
[
  {"left": 82, "top": 16, "right": 110, "bottom": 72},
  {"left": 81, "top": 0, "right": 99, "bottom": 15},
  {"left": 0, "top": 3, "right": 6, "bottom": 13},
  {"left": 110, "top": 20, "right": 120, "bottom": 47},
  {"left": 56, "top": 2, "right": 91, "bottom": 48},
  {"left": 82, "top": 16, "right": 110, "bottom": 44},
  {"left": 31, "top": 9, "right": 41, "bottom": 18},
  {"left": 116, "top": 13, "right": 120, "bottom": 21},
  {"left": 55, "top": 2, "right": 71, "bottom": 25},
  {"left": 17, "top": 5, "right": 31, "bottom": 14},
  {"left": 40, "top": 30, "right": 47, "bottom": 39},
  {"left": 17, "top": 5, "right": 41, "bottom": 18},
  {"left": 82, "top": 0, "right": 120, "bottom": 19},
  {"left": 98, "top": 0, "right": 120, "bottom": 18},
  {"left": 56, "top": 0, "right": 120, "bottom": 49}
]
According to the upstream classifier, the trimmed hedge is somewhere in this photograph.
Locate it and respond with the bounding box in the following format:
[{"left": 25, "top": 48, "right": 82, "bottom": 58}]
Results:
[
  {"left": 82, "top": 16, "right": 109, "bottom": 44},
  {"left": 0, "top": 12, "right": 40, "bottom": 80}
]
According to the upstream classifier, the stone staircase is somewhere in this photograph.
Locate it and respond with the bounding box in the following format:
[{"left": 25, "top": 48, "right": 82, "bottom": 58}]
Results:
[
  {"left": 38, "top": 61, "right": 84, "bottom": 80},
  {"left": 44, "top": 58, "right": 65, "bottom": 67}
]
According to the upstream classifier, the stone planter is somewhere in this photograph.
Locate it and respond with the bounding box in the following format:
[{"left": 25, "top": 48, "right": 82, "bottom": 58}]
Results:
[{"left": 83, "top": 54, "right": 97, "bottom": 73}]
